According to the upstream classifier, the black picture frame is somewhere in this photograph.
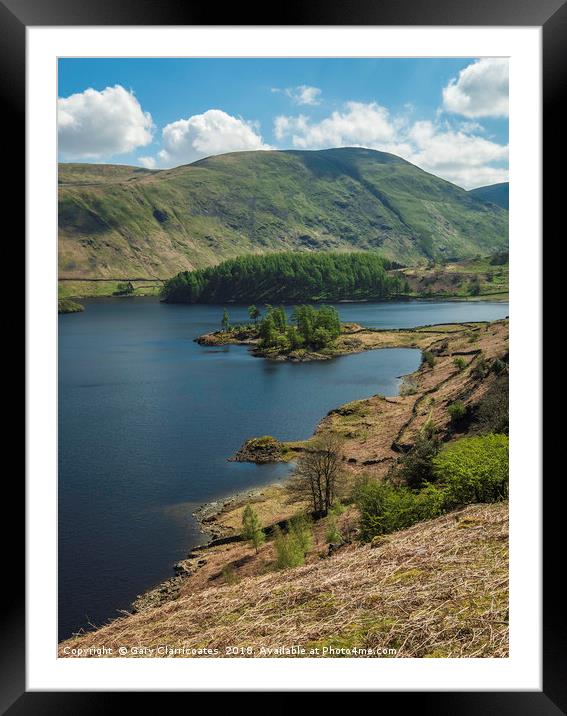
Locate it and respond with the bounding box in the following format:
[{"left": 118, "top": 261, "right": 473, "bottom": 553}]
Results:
[{"left": 10, "top": 0, "right": 557, "bottom": 710}]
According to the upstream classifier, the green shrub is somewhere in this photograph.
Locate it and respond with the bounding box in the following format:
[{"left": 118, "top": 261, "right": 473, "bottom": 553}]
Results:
[
  {"left": 471, "top": 356, "right": 490, "bottom": 379},
  {"left": 453, "top": 357, "right": 467, "bottom": 371},
  {"left": 491, "top": 358, "right": 508, "bottom": 376},
  {"left": 114, "top": 281, "right": 134, "bottom": 296},
  {"left": 396, "top": 429, "right": 440, "bottom": 489},
  {"left": 447, "top": 401, "right": 467, "bottom": 423},
  {"left": 355, "top": 479, "right": 446, "bottom": 541},
  {"left": 474, "top": 377, "right": 509, "bottom": 435},
  {"left": 325, "top": 516, "right": 343, "bottom": 544},
  {"left": 490, "top": 251, "right": 509, "bottom": 266},
  {"left": 312, "top": 326, "right": 333, "bottom": 350},
  {"left": 355, "top": 435, "right": 509, "bottom": 542},
  {"left": 328, "top": 502, "right": 346, "bottom": 517},
  {"left": 251, "top": 435, "right": 278, "bottom": 446},
  {"left": 273, "top": 525, "right": 305, "bottom": 570},
  {"left": 423, "top": 351, "right": 436, "bottom": 368},
  {"left": 288, "top": 514, "right": 313, "bottom": 555},
  {"left": 433, "top": 434, "right": 509, "bottom": 505},
  {"left": 468, "top": 280, "right": 481, "bottom": 296}
]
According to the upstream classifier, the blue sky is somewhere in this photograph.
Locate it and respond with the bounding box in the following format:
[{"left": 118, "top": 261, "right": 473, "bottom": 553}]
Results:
[{"left": 58, "top": 58, "right": 509, "bottom": 189}]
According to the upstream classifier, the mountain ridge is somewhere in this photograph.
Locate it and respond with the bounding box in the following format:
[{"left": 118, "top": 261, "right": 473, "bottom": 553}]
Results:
[
  {"left": 468, "top": 182, "right": 509, "bottom": 210},
  {"left": 58, "top": 147, "right": 508, "bottom": 280}
]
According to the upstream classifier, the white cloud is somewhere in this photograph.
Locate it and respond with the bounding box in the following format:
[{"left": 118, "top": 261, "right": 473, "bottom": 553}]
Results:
[
  {"left": 157, "top": 109, "right": 270, "bottom": 167},
  {"left": 274, "top": 101, "right": 398, "bottom": 148},
  {"left": 138, "top": 156, "right": 157, "bottom": 169},
  {"left": 457, "top": 120, "right": 485, "bottom": 134},
  {"left": 58, "top": 85, "right": 154, "bottom": 159},
  {"left": 272, "top": 85, "right": 322, "bottom": 106},
  {"left": 442, "top": 59, "right": 509, "bottom": 118},
  {"left": 274, "top": 102, "right": 508, "bottom": 189},
  {"left": 407, "top": 121, "right": 508, "bottom": 188}
]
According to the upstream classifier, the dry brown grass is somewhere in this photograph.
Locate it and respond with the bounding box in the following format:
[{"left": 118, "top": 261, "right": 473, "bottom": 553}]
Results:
[
  {"left": 211, "top": 485, "right": 306, "bottom": 533},
  {"left": 315, "top": 319, "right": 508, "bottom": 473},
  {"left": 60, "top": 502, "right": 508, "bottom": 659}
]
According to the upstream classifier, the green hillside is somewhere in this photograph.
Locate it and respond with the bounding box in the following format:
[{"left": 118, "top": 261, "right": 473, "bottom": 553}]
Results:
[
  {"left": 59, "top": 148, "right": 508, "bottom": 282},
  {"left": 468, "top": 182, "right": 509, "bottom": 210}
]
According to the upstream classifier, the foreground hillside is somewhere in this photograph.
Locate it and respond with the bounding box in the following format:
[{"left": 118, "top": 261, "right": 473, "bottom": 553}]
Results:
[
  {"left": 60, "top": 503, "right": 507, "bottom": 658},
  {"left": 59, "top": 148, "right": 508, "bottom": 282},
  {"left": 60, "top": 318, "right": 508, "bottom": 658}
]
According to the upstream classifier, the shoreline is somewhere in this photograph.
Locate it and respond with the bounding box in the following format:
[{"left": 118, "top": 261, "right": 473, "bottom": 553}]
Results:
[
  {"left": 192, "top": 481, "right": 290, "bottom": 538},
  {"left": 125, "top": 320, "right": 460, "bottom": 616},
  {"left": 59, "top": 286, "right": 509, "bottom": 304},
  {"left": 65, "top": 315, "right": 509, "bottom": 638},
  {"left": 195, "top": 319, "right": 501, "bottom": 363},
  {"left": 131, "top": 481, "right": 290, "bottom": 613}
]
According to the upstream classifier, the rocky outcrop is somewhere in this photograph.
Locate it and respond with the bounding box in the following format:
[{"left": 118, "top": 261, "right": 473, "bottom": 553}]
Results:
[
  {"left": 196, "top": 327, "right": 258, "bottom": 346},
  {"left": 230, "top": 436, "right": 287, "bottom": 463}
]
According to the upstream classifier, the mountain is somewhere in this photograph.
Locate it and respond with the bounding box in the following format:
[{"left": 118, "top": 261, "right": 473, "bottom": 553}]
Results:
[
  {"left": 58, "top": 148, "right": 508, "bottom": 280},
  {"left": 468, "top": 182, "right": 509, "bottom": 210}
]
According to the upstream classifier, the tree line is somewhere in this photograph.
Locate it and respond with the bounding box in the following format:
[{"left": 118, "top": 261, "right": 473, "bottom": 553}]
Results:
[{"left": 162, "top": 251, "right": 409, "bottom": 303}]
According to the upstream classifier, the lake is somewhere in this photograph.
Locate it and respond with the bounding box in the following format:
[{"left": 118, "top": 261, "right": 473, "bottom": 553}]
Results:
[{"left": 58, "top": 298, "right": 508, "bottom": 639}]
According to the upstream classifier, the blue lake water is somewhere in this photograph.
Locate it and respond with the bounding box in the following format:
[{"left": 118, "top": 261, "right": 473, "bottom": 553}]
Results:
[{"left": 58, "top": 298, "right": 508, "bottom": 639}]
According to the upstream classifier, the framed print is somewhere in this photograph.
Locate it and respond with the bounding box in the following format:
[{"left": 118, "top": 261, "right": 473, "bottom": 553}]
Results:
[{"left": 9, "top": 0, "right": 559, "bottom": 708}]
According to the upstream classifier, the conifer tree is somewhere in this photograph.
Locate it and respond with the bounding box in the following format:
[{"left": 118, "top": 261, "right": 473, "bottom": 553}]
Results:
[
  {"left": 241, "top": 504, "right": 265, "bottom": 553},
  {"left": 248, "top": 305, "right": 261, "bottom": 323},
  {"left": 221, "top": 308, "right": 230, "bottom": 332}
]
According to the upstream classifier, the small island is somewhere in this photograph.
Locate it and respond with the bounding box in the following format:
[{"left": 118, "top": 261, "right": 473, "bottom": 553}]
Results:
[{"left": 197, "top": 303, "right": 490, "bottom": 363}]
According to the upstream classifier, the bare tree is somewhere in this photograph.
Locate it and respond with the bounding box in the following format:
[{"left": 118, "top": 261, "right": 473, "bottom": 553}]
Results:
[{"left": 289, "top": 432, "right": 345, "bottom": 516}]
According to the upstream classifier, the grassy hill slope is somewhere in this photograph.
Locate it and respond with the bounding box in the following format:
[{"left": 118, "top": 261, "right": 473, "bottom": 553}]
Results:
[
  {"left": 59, "top": 148, "right": 508, "bottom": 281},
  {"left": 399, "top": 255, "right": 508, "bottom": 299},
  {"left": 468, "top": 182, "right": 509, "bottom": 210},
  {"left": 60, "top": 502, "right": 508, "bottom": 658}
]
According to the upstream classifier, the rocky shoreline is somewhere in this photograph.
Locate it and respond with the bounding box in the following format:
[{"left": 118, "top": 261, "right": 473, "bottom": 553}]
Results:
[
  {"left": 127, "top": 323, "right": 436, "bottom": 614},
  {"left": 130, "top": 483, "right": 285, "bottom": 613},
  {"left": 197, "top": 330, "right": 335, "bottom": 362},
  {"left": 127, "top": 318, "right": 503, "bottom": 617},
  {"left": 194, "top": 321, "right": 490, "bottom": 364}
]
